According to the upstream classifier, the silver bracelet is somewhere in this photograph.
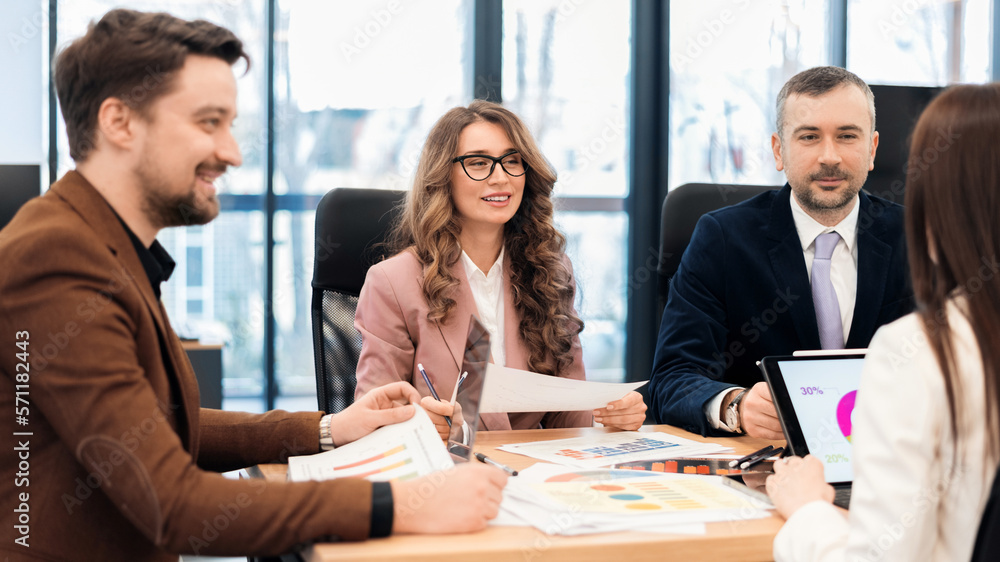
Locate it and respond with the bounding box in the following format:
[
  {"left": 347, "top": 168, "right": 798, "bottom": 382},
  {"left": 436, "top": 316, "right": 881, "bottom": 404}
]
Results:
[{"left": 319, "top": 414, "right": 335, "bottom": 451}]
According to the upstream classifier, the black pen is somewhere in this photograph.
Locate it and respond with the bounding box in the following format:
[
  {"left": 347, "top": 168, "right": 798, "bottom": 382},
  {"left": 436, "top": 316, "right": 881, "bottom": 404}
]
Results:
[
  {"left": 417, "top": 363, "right": 451, "bottom": 428},
  {"left": 729, "top": 445, "right": 774, "bottom": 468},
  {"left": 741, "top": 447, "right": 783, "bottom": 470},
  {"left": 474, "top": 452, "right": 518, "bottom": 476}
]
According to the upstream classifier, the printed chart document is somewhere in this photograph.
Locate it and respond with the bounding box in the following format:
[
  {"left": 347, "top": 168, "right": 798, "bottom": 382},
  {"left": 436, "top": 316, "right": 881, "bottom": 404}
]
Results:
[
  {"left": 498, "top": 464, "right": 771, "bottom": 535},
  {"left": 288, "top": 407, "right": 453, "bottom": 482},
  {"left": 479, "top": 363, "right": 647, "bottom": 413},
  {"left": 498, "top": 431, "right": 730, "bottom": 469}
]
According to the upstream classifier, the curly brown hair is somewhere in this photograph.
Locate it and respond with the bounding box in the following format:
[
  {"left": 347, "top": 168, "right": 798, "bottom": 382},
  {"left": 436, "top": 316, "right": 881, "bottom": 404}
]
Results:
[{"left": 389, "top": 100, "right": 584, "bottom": 377}]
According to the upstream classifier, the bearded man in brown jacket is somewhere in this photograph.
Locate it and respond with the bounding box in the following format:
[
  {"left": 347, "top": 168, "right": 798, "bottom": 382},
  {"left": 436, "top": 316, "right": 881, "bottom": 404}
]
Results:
[{"left": 0, "top": 9, "right": 505, "bottom": 561}]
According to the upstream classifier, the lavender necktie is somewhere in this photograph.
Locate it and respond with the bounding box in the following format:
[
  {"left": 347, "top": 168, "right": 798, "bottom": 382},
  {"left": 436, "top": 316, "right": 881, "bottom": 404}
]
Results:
[{"left": 812, "top": 232, "right": 844, "bottom": 349}]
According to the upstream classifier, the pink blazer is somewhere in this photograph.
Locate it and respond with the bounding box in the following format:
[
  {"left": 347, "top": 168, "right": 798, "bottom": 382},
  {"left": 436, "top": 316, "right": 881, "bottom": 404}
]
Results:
[{"left": 354, "top": 250, "right": 592, "bottom": 430}]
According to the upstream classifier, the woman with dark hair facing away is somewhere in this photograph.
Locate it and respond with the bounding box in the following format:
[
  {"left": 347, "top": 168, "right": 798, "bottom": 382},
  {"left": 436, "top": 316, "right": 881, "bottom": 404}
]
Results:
[
  {"left": 354, "top": 100, "right": 646, "bottom": 433},
  {"left": 766, "top": 83, "right": 1000, "bottom": 560}
]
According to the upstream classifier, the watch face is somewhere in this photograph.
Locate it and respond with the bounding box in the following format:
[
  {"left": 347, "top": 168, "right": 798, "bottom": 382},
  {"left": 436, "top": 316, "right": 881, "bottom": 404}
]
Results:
[{"left": 725, "top": 409, "right": 738, "bottom": 431}]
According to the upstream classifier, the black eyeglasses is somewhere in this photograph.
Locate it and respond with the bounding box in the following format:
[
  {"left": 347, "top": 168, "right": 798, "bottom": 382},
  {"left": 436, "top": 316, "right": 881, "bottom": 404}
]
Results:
[{"left": 452, "top": 150, "right": 528, "bottom": 181}]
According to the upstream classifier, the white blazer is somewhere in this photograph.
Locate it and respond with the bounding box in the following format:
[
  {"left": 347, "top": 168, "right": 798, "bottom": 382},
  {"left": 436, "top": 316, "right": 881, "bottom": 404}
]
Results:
[{"left": 774, "top": 299, "right": 996, "bottom": 561}]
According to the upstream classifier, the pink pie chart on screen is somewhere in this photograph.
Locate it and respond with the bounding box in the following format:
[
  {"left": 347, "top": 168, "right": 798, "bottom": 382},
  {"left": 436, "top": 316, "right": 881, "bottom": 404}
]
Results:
[{"left": 836, "top": 390, "right": 857, "bottom": 443}]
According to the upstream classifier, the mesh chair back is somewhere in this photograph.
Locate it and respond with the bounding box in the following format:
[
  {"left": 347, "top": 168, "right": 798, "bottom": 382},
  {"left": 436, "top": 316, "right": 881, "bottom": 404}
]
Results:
[
  {"left": 657, "top": 183, "right": 778, "bottom": 318},
  {"left": 312, "top": 188, "right": 406, "bottom": 413}
]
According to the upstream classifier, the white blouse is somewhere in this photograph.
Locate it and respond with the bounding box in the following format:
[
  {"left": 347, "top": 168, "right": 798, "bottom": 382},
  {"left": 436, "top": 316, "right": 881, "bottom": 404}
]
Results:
[{"left": 460, "top": 248, "right": 506, "bottom": 366}]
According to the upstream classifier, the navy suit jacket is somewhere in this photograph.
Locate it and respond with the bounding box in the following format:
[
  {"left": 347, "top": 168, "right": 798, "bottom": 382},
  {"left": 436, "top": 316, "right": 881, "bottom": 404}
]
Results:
[{"left": 649, "top": 185, "right": 914, "bottom": 436}]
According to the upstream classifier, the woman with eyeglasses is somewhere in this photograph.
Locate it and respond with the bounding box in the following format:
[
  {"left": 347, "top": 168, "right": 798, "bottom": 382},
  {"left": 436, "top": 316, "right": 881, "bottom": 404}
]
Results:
[{"left": 353, "top": 100, "right": 646, "bottom": 434}]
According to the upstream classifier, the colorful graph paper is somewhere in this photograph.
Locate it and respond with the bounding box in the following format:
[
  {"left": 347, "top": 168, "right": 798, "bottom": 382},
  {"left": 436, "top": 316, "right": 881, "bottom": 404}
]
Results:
[{"left": 531, "top": 478, "right": 751, "bottom": 514}]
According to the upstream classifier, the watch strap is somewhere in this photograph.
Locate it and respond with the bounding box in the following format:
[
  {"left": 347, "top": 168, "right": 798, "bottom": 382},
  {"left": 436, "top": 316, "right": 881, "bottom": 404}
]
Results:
[
  {"left": 722, "top": 388, "right": 747, "bottom": 433},
  {"left": 319, "top": 413, "right": 335, "bottom": 450}
]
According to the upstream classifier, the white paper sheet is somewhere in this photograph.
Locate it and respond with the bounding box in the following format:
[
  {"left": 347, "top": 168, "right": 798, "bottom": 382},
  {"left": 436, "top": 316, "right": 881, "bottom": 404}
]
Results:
[
  {"left": 479, "top": 363, "right": 647, "bottom": 413},
  {"left": 287, "top": 407, "right": 453, "bottom": 482}
]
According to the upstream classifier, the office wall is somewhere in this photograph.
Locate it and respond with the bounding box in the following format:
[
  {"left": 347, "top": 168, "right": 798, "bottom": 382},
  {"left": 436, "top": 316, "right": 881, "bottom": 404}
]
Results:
[
  {"left": 0, "top": 2, "right": 45, "bottom": 165},
  {"left": 0, "top": 3, "right": 44, "bottom": 227}
]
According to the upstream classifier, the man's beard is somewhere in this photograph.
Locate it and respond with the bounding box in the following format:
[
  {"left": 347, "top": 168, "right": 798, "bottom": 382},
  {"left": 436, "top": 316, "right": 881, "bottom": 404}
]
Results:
[
  {"left": 138, "top": 164, "right": 222, "bottom": 228},
  {"left": 794, "top": 164, "right": 866, "bottom": 213}
]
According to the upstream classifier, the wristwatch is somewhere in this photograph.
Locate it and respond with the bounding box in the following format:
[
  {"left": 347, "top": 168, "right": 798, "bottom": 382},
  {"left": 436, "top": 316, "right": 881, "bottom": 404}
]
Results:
[
  {"left": 722, "top": 388, "right": 747, "bottom": 434},
  {"left": 319, "top": 414, "right": 335, "bottom": 450}
]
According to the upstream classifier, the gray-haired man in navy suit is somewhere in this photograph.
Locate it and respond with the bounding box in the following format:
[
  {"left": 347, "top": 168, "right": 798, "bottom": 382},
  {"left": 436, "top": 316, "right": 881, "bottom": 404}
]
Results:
[{"left": 649, "top": 66, "right": 913, "bottom": 438}]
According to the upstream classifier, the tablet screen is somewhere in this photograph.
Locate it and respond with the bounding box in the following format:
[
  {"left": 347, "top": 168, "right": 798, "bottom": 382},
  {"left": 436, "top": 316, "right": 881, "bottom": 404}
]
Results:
[{"left": 773, "top": 357, "right": 864, "bottom": 484}]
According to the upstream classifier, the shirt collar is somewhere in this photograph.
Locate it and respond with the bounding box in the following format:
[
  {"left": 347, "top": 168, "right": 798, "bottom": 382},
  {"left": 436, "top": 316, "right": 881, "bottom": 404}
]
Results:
[
  {"left": 115, "top": 215, "right": 176, "bottom": 300},
  {"left": 789, "top": 191, "right": 860, "bottom": 253},
  {"left": 460, "top": 247, "right": 505, "bottom": 280}
]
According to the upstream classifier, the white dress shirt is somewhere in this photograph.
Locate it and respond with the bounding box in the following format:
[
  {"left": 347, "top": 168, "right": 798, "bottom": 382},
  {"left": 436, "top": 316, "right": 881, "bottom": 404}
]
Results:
[
  {"left": 460, "top": 248, "right": 506, "bottom": 367},
  {"left": 788, "top": 192, "right": 859, "bottom": 344},
  {"left": 706, "top": 192, "right": 861, "bottom": 430},
  {"left": 774, "top": 299, "right": 994, "bottom": 561}
]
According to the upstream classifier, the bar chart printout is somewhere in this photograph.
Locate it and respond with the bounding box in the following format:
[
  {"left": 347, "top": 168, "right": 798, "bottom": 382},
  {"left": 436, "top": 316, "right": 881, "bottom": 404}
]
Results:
[
  {"left": 499, "top": 431, "right": 728, "bottom": 468},
  {"left": 613, "top": 457, "right": 774, "bottom": 475},
  {"left": 288, "top": 407, "right": 453, "bottom": 482}
]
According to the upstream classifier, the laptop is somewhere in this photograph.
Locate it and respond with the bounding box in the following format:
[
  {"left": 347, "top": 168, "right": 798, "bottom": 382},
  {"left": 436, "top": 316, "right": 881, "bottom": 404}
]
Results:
[
  {"left": 758, "top": 353, "right": 866, "bottom": 509},
  {"left": 445, "top": 315, "right": 491, "bottom": 462}
]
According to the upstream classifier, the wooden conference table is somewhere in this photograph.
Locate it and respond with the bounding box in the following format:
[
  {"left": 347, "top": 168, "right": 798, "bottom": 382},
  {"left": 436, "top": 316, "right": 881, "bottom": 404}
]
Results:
[{"left": 257, "top": 425, "right": 786, "bottom": 562}]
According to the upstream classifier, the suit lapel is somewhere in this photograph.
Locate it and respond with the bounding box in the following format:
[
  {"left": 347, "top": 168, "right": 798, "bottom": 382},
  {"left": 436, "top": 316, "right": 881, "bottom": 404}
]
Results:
[
  {"left": 846, "top": 193, "right": 891, "bottom": 347},
  {"left": 51, "top": 172, "right": 200, "bottom": 451},
  {"left": 767, "top": 185, "right": 821, "bottom": 349},
  {"left": 433, "top": 260, "right": 511, "bottom": 431},
  {"left": 434, "top": 261, "right": 479, "bottom": 374}
]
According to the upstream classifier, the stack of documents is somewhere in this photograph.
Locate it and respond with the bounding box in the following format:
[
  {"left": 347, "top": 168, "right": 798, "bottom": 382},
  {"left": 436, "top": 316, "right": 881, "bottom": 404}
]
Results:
[
  {"left": 496, "top": 464, "right": 772, "bottom": 535},
  {"left": 287, "top": 407, "right": 453, "bottom": 482},
  {"left": 498, "top": 431, "right": 730, "bottom": 469}
]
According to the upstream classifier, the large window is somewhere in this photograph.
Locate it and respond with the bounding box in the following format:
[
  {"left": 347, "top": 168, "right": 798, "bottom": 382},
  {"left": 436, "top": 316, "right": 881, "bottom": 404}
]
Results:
[
  {"left": 669, "top": 1, "right": 830, "bottom": 190},
  {"left": 502, "top": 0, "right": 631, "bottom": 382},
  {"left": 272, "top": 0, "right": 474, "bottom": 403},
  {"left": 847, "top": 0, "right": 990, "bottom": 85},
  {"left": 46, "top": 0, "right": 998, "bottom": 412},
  {"left": 55, "top": 0, "right": 271, "bottom": 406},
  {"left": 668, "top": 0, "right": 992, "bottom": 192}
]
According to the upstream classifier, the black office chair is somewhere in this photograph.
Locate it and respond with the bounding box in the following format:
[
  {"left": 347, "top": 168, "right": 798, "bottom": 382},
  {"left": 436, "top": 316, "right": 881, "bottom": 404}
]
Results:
[
  {"left": 971, "top": 462, "right": 1000, "bottom": 560},
  {"left": 0, "top": 164, "right": 42, "bottom": 231},
  {"left": 656, "top": 183, "right": 779, "bottom": 320},
  {"left": 311, "top": 187, "right": 407, "bottom": 414}
]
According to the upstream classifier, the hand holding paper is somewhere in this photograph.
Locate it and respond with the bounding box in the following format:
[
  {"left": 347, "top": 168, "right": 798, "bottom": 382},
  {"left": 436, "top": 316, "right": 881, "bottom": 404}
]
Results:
[
  {"left": 479, "top": 364, "right": 647, "bottom": 423},
  {"left": 593, "top": 390, "right": 648, "bottom": 430},
  {"left": 329, "top": 381, "right": 421, "bottom": 446}
]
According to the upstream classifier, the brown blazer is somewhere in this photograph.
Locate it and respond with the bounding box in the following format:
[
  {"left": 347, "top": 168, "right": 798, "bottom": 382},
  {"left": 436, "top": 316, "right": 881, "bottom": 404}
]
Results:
[
  {"left": 354, "top": 250, "right": 592, "bottom": 430},
  {"left": 0, "top": 172, "right": 375, "bottom": 561}
]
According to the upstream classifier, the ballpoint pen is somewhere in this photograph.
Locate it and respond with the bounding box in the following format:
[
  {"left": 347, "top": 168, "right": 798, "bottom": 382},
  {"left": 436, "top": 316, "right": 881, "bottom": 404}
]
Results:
[
  {"left": 729, "top": 445, "right": 774, "bottom": 468},
  {"left": 741, "top": 447, "right": 783, "bottom": 470},
  {"left": 474, "top": 452, "right": 518, "bottom": 476},
  {"left": 417, "top": 363, "right": 451, "bottom": 428},
  {"left": 448, "top": 371, "right": 468, "bottom": 404}
]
